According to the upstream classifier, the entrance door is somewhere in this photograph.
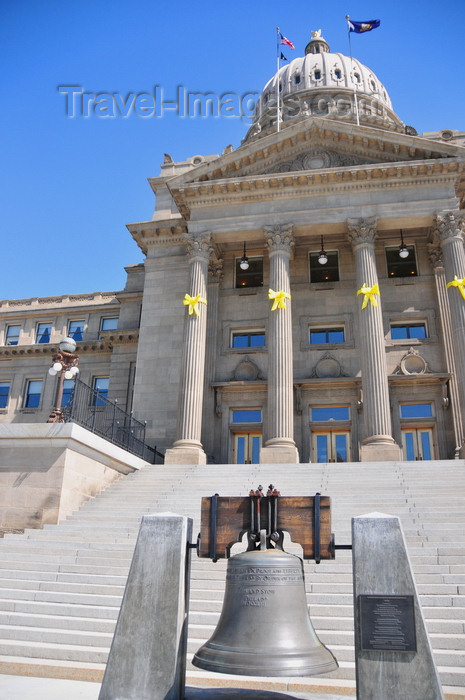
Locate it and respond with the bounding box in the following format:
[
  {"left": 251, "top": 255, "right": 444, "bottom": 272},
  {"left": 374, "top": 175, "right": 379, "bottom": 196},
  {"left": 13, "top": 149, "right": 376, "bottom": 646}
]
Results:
[
  {"left": 402, "top": 428, "right": 434, "bottom": 461},
  {"left": 313, "top": 431, "right": 350, "bottom": 463},
  {"left": 233, "top": 433, "right": 261, "bottom": 464}
]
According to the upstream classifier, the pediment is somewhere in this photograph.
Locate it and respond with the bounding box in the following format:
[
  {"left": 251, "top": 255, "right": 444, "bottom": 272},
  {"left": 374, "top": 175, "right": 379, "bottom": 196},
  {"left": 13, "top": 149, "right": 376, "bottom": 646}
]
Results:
[
  {"left": 166, "top": 117, "right": 465, "bottom": 187},
  {"left": 263, "top": 148, "right": 373, "bottom": 174}
]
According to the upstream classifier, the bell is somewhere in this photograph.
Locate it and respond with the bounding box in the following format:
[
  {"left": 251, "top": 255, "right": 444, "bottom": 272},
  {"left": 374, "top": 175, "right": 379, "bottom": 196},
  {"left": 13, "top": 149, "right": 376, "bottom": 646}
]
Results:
[{"left": 192, "top": 538, "right": 338, "bottom": 677}]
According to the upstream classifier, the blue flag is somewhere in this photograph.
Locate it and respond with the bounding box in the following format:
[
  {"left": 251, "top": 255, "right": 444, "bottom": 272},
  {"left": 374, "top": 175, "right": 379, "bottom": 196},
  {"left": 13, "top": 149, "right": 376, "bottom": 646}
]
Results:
[{"left": 348, "top": 19, "right": 380, "bottom": 33}]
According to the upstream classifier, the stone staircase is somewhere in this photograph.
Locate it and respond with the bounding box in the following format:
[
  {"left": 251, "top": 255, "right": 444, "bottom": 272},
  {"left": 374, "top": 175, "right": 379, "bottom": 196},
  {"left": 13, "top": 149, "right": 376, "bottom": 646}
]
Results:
[{"left": 0, "top": 461, "right": 464, "bottom": 697}]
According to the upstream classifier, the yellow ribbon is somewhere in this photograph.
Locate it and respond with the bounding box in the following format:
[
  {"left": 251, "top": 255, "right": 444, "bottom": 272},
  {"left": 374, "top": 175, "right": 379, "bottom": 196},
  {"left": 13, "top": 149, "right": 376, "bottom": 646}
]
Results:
[
  {"left": 183, "top": 293, "right": 207, "bottom": 316},
  {"left": 446, "top": 275, "right": 465, "bottom": 300},
  {"left": 268, "top": 288, "right": 291, "bottom": 310},
  {"left": 356, "top": 283, "right": 380, "bottom": 309}
]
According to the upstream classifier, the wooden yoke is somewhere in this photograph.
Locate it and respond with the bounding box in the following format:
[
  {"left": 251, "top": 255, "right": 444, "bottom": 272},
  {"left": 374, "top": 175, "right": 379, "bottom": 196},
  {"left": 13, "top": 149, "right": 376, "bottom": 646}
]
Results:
[{"left": 197, "top": 486, "right": 334, "bottom": 562}]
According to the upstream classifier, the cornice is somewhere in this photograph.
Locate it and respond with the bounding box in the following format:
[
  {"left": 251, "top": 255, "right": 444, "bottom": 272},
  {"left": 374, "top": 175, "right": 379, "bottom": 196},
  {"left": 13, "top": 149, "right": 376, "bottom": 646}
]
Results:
[
  {"left": 102, "top": 330, "right": 140, "bottom": 346},
  {"left": 170, "top": 158, "right": 465, "bottom": 218},
  {"left": 0, "top": 340, "right": 113, "bottom": 358},
  {"left": 388, "top": 373, "right": 450, "bottom": 386},
  {"left": 165, "top": 118, "right": 464, "bottom": 188},
  {"left": 127, "top": 219, "right": 188, "bottom": 254},
  {"left": 0, "top": 292, "right": 119, "bottom": 313}
]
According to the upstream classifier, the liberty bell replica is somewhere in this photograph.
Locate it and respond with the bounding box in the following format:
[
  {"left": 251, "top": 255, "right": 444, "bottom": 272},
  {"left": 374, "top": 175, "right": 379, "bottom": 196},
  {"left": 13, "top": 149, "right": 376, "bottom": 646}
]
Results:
[{"left": 193, "top": 486, "right": 338, "bottom": 677}]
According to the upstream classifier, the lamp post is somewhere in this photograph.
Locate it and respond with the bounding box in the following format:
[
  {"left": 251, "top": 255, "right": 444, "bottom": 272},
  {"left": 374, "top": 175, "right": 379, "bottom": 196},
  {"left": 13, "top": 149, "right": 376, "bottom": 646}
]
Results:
[{"left": 47, "top": 337, "right": 80, "bottom": 423}]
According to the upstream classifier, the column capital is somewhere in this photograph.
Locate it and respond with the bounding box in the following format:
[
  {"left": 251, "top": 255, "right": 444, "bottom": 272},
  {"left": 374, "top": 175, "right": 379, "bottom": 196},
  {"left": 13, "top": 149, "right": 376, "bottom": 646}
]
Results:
[
  {"left": 434, "top": 211, "right": 465, "bottom": 243},
  {"left": 347, "top": 217, "right": 378, "bottom": 248},
  {"left": 264, "top": 223, "right": 294, "bottom": 254},
  {"left": 184, "top": 231, "right": 213, "bottom": 262}
]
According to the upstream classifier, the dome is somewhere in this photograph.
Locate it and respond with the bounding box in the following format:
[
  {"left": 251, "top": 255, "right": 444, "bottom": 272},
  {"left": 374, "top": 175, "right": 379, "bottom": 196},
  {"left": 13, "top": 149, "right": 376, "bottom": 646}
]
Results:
[{"left": 246, "top": 30, "right": 404, "bottom": 141}]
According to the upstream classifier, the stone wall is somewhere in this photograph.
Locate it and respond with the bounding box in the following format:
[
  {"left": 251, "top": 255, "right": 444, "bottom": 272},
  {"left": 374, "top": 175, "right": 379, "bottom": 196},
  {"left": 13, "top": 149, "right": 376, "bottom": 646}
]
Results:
[{"left": 0, "top": 423, "right": 147, "bottom": 534}]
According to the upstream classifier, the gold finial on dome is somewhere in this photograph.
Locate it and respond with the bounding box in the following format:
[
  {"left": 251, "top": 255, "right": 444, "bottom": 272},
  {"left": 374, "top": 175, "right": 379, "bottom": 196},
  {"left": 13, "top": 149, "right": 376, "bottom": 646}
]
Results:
[{"left": 305, "top": 29, "right": 330, "bottom": 55}]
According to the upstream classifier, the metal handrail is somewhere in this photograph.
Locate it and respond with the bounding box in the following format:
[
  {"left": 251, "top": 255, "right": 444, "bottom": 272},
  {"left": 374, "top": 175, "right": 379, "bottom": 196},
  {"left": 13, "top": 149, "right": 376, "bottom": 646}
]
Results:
[{"left": 62, "top": 378, "right": 162, "bottom": 464}]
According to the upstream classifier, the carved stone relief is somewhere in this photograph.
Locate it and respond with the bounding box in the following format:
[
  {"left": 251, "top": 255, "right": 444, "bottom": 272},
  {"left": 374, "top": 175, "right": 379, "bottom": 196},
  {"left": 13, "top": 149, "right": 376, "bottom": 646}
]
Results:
[
  {"left": 265, "top": 149, "right": 371, "bottom": 175},
  {"left": 392, "top": 346, "right": 432, "bottom": 376},
  {"left": 311, "top": 352, "right": 348, "bottom": 378},
  {"left": 232, "top": 356, "right": 263, "bottom": 381}
]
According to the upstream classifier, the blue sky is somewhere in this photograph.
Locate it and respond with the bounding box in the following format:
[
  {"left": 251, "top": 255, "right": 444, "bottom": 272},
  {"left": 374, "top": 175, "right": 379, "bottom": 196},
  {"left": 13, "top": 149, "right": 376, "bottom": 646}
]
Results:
[{"left": 1, "top": 1, "right": 464, "bottom": 300}]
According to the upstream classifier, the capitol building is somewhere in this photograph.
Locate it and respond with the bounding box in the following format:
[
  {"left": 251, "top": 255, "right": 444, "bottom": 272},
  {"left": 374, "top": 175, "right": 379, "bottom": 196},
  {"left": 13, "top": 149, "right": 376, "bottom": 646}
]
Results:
[{"left": 2, "top": 29, "right": 465, "bottom": 468}]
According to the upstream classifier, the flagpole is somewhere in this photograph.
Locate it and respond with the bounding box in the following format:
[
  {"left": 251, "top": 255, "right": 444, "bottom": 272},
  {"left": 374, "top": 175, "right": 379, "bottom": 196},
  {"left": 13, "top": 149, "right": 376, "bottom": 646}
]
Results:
[
  {"left": 276, "top": 27, "right": 280, "bottom": 132},
  {"left": 345, "top": 15, "right": 360, "bottom": 127}
]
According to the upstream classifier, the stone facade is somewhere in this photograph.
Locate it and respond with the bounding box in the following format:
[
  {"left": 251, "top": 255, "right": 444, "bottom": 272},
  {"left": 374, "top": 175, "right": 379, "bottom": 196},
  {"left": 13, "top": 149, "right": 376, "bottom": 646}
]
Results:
[{"left": 2, "top": 33, "right": 465, "bottom": 465}]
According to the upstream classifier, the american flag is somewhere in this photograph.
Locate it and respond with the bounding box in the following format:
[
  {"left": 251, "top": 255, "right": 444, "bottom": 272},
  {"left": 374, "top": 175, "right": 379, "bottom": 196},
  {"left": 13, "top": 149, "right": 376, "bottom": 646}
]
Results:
[{"left": 280, "top": 33, "right": 295, "bottom": 49}]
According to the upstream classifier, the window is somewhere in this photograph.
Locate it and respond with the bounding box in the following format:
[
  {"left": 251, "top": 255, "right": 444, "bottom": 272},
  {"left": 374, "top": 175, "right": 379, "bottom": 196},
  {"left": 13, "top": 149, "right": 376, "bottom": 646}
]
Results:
[
  {"left": 235, "top": 256, "right": 263, "bottom": 288},
  {"left": 311, "top": 406, "right": 350, "bottom": 421},
  {"left": 24, "top": 380, "right": 43, "bottom": 408},
  {"left": 231, "top": 331, "right": 265, "bottom": 349},
  {"left": 0, "top": 382, "right": 10, "bottom": 409},
  {"left": 310, "top": 328, "right": 345, "bottom": 344},
  {"left": 400, "top": 403, "right": 433, "bottom": 419},
  {"left": 61, "top": 379, "right": 75, "bottom": 407},
  {"left": 100, "top": 317, "right": 118, "bottom": 332},
  {"left": 386, "top": 246, "right": 417, "bottom": 278},
  {"left": 92, "top": 377, "right": 109, "bottom": 406},
  {"left": 391, "top": 323, "right": 427, "bottom": 340},
  {"left": 354, "top": 72, "right": 361, "bottom": 83},
  {"left": 309, "top": 250, "right": 339, "bottom": 283},
  {"left": 5, "top": 325, "right": 20, "bottom": 346},
  {"left": 36, "top": 323, "right": 51, "bottom": 344},
  {"left": 294, "top": 74, "right": 301, "bottom": 85},
  {"left": 232, "top": 409, "right": 262, "bottom": 423},
  {"left": 335, "top": 69, "right": 342, "bottom": 79},
  {"left": 68, "top": 320, "right": 84, "bottom": 341},
  {"left": 314, "top": 70, "right": 321, "bottom": 80}
]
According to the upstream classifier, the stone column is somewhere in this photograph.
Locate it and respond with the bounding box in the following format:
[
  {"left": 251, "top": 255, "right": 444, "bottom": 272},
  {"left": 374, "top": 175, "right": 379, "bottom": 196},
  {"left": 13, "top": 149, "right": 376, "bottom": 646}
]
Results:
[
  {"left": 347, "top": 217, "right": 402, "bottom": 462},
  {"left": 165, "top": 231, "right": 212, "bottom": 465},
  {"left": 260, "top": 224, "right": 299, "bottom": 464},
  {"left": 427, "top": 237, "right": 463, "bottom": 457},
  {"left": 434, "top": 211, "right": 465, "bottom": 455},
  {"left": 201, "top": 253, "right": 223, "bottom": 461}
]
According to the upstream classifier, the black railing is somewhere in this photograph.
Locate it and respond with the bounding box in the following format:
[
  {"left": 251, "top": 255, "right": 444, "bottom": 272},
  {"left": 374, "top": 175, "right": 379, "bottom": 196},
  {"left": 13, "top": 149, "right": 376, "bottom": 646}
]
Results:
[{"left": 62, "top": 378, "right": 162, "bottom": 464}]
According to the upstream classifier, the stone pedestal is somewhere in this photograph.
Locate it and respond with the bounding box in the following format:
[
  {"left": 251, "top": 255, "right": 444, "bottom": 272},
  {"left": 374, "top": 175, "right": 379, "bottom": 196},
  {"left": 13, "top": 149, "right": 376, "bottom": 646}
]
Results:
[
  {"left": 348, "top": 218, "right": 402, "bottom": 462},
  {"left": 261, "top": 224, "right": 299, "bottom": 464},
  {"left": 352, "top": 513, "right": 444, "bottom": 700},
  {"left": 99, "top": 514, "right": 192, "bottom": 700},
  {"left": 165, "top": 231, "right": 212, "bottom": 466}
]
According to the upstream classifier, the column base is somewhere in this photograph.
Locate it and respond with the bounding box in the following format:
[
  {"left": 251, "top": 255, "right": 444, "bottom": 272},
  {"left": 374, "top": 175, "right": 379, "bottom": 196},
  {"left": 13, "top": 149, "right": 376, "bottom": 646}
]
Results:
[
  {"left": 164, "top": 442, "right": 207, "bottom": 465},
  {"left": 359, "top": 437, "right": 402, "bottom": 462},
  {"left": 260, "top": 440, "right": 300, "bottom": 464}
]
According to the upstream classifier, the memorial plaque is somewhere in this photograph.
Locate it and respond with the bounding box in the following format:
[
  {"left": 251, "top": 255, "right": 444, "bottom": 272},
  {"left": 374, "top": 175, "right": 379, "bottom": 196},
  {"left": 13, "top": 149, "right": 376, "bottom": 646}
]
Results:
[{"left": 359, "top": 595, "right": 417, "bottom": 652}]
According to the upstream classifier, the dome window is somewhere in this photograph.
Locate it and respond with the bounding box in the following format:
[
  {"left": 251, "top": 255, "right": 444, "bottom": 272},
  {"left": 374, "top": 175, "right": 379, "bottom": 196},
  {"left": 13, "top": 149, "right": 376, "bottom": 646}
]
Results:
[
  {"left": 264, "top": 93, "right": 269, "bottom": 103},
  {"left": 294, "top": 74, "right": 301, "bottom": 85},
  {"left": 314, "top": 69, "right": 321, "bottom": 80},
  {"left": 370, "top": 80, "right": 376, "bottom": 91},
  {"left": 354, "top": 72, "right": 360, "bottom": 83},
  {"left": 335, "top": 69, "right": 342, "bottom": 79}
]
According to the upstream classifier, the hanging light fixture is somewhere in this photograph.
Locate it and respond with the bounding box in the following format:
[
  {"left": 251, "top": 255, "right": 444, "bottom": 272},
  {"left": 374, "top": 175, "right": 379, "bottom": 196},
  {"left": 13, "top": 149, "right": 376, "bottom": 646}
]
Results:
[
  {"left": 239, "top": 241, "right": 249, "bottom": 270},
  {"left": 318, "top": 235, "right": 328, "bottom": 265},
  {"left": 398, "top": 230, "right": 409, "bottom": 259}
]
